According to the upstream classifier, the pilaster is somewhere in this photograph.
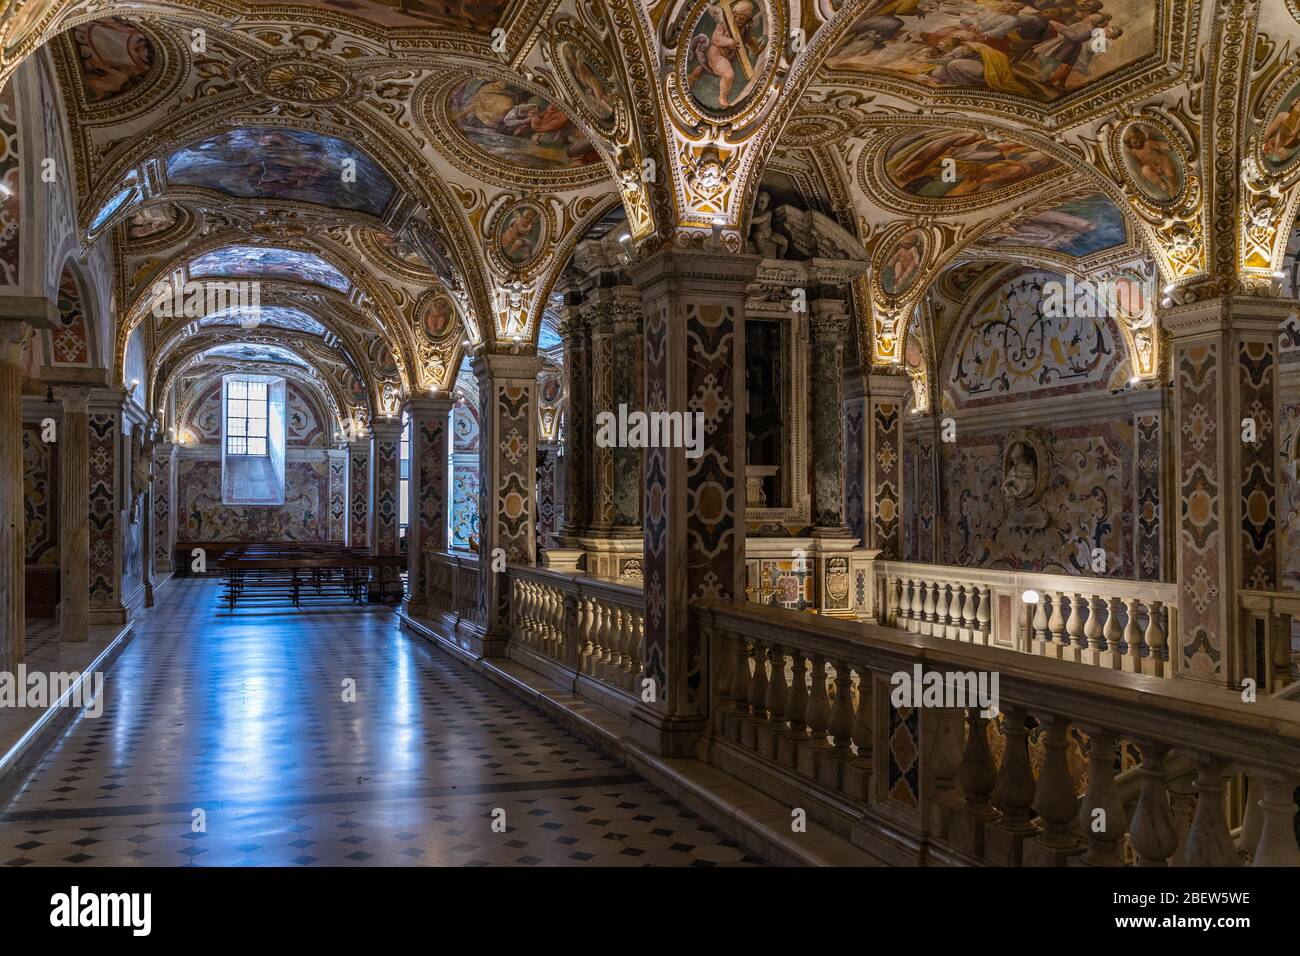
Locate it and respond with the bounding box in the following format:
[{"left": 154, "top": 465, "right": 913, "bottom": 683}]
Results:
[
  {"left": 404, "top": 395, "right": 452, "bottom": 618},
  {"left": 1164, "top": 296, "right": 1291, "bottom": 685},
  {"left": 628, "top": 249, "right": 759, "bottom": 756},
  {"left": 0, "top": 321, "right": 27, "bottom": 670},
  {"left": 346, "top": 438, "right": 370, "bottom": 549},
  {"left": 59, "top": 386, "right": 90, "bottom": 642},
  {"left": 473, "top": 351, "right": 542, "bottom": 652}
]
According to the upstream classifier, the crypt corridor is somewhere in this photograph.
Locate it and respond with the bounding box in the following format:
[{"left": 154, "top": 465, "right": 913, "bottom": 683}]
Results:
[{"left": 0, "top": 0, "right": 1298, "bottom": 869}]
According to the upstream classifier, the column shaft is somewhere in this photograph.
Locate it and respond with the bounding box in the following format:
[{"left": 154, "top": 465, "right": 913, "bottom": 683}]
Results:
[
  {"left": 347, "top": 440, "right": 370, "bottom": 549},
  {"left": 629, "top": 249, "right": 759, "bottom": 755},
  {"left": 474, "top": 352, "right": 542, "bottom": 650},
  {"left": 59, "top": 387, "right": 90, "bottom": 642},
  {"left": 611, "top": 289, "right": 644, "bottom": 531},
  {"left": 404, "top": 396, "right": 452, "bottom": 617},
  {"left": 809, "top": 298, "right": 849, "bottom": 533},
  {"left": 0, "top": 325, "right": 25, "bottom": 670}
]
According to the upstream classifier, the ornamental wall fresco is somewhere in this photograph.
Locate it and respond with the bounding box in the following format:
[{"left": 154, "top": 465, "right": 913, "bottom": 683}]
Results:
[
  {"left": 938, "top": 422, "right": 1135, "bottom": 577},
  {"left": 176, "top": 458, "right": 338, "bottom": 543}
]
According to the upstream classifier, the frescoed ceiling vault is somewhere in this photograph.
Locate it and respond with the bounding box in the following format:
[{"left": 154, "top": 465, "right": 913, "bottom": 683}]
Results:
[{"left": 0, "top": 0, "right": 1297, "bottom": 416}]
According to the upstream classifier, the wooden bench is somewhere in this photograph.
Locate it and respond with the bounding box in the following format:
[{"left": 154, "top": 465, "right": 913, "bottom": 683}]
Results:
[{"left": 208, "top": 543, "right": 406, "bottom": 611}]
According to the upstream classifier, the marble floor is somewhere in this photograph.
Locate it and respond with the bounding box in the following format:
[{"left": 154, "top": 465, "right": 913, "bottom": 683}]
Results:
[{"left": 0, "top": 578, "right": 764, "bottom": 867}]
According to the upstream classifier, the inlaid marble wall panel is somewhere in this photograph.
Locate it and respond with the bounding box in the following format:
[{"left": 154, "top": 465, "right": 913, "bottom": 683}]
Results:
[
  {"left": 328, "top": 455, "right": 346, "bottom": 543},
  {"left": 939, "top": 422, "right": 1135, "bottom": 577},
  {"left": 88, "top": 413, "right": 117, "bottom": 605},
  {"left": 348, "top": 447, "right": 369, "bottom": 549},
  {"left": 536, "top": 448, "right": 558, "bottom": 549},
  {"left": 1238, "top": 341, "right": 1277, "bottom": 591},
  {"left": 152, "top": 451, "right": 171, "bottom": 569},
  {"left": 372, "top": 436, "right": 400, "bottom": 555},
  {"left": 22, "top": 422, "right": 57, "bottom": 566},
  {"left": 176, "top": 458, "right": 335, "bottom": 542},
  {"left": 871, "top": 400, "right": 901, "bottom": 559},
  {"left": 1175, "top": 343, "right": 1223, "bottom": 678},
  {"left": 843, "top": 397, "right": 865, "bottom": 544},
  {"left": 1134, "top": 411, "right": 1163, "bottom": 581},
  {"left": 903, "top": 429, "right": 936, "bottom": 563},
  {"left": 1280, "top": 396, "right": 1300, "bottom": 595}
]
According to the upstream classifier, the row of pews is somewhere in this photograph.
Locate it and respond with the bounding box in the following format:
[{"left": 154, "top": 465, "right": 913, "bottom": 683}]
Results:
[{"left": 211, "top": 543, "right": 405, "bottom": 611}]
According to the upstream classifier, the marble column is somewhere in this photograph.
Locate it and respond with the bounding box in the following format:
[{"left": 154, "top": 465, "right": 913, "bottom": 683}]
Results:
[
  {"left": 1165, "top": 296, "right": 1291, "bottom": 685},
  {"left": 610, "top": 286, "right": 644, "bottom": 534},
  {"left": 369, "top": 418, "right": 403, "bottom": 599},
  {"left": 555, "top": 283, "right": 589, "bottom": 548},
  {"left": 584, "top": 290, "right": 616, "bottom": 535},
  {"left": 0, "top": 321, "right": 26, "bottom": 671},
  {"left": 473, "top": 352, "right": 542, "bottom": 653},
  {"left": 326, "top": 447, "right": 347, "bottom": 543},
  {"left": 904, "top": 412, "right": 943, "bottom": 564},
  {"left": 403, "top": 395, "right": 452, "bottom": 618},
  {"left": 808, "top": 294, "right": 851, "bottom": 536},
  {"left": 59, "top": 386, "right": 90, "bottom": 643},
  {"left": 87, "top": 388, "right": 127, "bottom": 624},
  {"left": 844, "top": 370, "right": 910, "bottom": 558},
  {"left": 346, "top": 438, "right": 370, "bottom": 549},
  {"left": 152, "top": 441, "right": 177, "bottom": 576},
  {"left": 628, "top": 249, "right": 759, "bottom": 756}
]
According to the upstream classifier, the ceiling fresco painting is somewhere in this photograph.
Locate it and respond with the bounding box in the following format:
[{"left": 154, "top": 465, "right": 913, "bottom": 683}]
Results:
[
  {"left": 188, "top": 246, "right": 351, "bottom": 294},
  {"left": 241, "top": 0, "right": 509, "bottom": 30},
  {"left": 69, "top": 17, "right": 154, "bottom": 104},
  {"left": 684, "top": 0, "right": 772, "bottom": 113},
  {"left": 446, "top": 78, "right": 599, "bottom": 170},
  {"left": 982, "top": 191, "right": 1127, "bottom": 257},
  {"left": 164, "top": 129, "right": 397, "bottom": 217},
  {"left": 882, "top": 129, "right": 1061, "bottom": 199},
  {"left": 825, "top": 0, "right": 1157, "bottom": 102}
]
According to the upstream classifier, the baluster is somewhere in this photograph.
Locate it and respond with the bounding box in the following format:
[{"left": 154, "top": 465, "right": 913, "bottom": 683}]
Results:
[
  {"left": 1129, "top": 741, "right": 1179, "bottom": 866},
  {"left": 1122, "top": 597, "right": 1143, "bottom": 673},
  {"left": 846, "top": 666, "right": 873, "bottom": 800},
  {"left": 596, "top": 601, "right": 614, "bottom": 678},
  {"left": 1248, "top": 772, "right": 1300, "bottom": 867},
  {"left": 1079, "top": 728, "right": 1128, "bottom": 866},
  {"left": 929, "top": 708, "right": 965, "bottom": 839},
  {"left": 1046, "top": 591, "right": 1066, "bottom": 658},
  {"left": 1100, "top": 597, "right": 1122, "bottom": 669},
  {"left": 1082, "top": 595, "right": 1103, "bottom": 666},
  {"left": 1063, "top": 594, "right": 1085, "bottom": 662},
  {"left": 1184, "top": 757, "right": 1238, "bottom": 866},
  {"left": 1143, "top": 600, "right": 1166, "bottom": 677},
  {"left": 934, "top": 584, "right": 950, "bottom": 640},
  {"left": 976, "top": 586, "right": 992, "bottom": 644},
  {"left": 909, "top": 578, "right": 924, "bottom": 631},
  {"left": 885, "top": 575, "right": 899, "bottom": 624},
  {"left": 921, "top": 579, "right": 936, "bottom": 634},
  {"left": 951, "top": 709, "right": 998, "bottom": 856},
  {"left": 764, "top": 644, "right": 789, "bottom": 739},
  {"left": 748, "top": 639, "right": 769, "bottom": 726},
  {"left": 575, "top": 595, "right": 592, "bottom": 669},
  {"left": 632, "top": 611, "right": 646, "bottom": 689},
  {"left": 953, "top": 585, "right": 969, "bottom": 641},
  {"left": 799, "top": 655, "right": 832, "bottom": 778},
  {"left": 545, "top": 586, "right": 560, "bottom": 655},
  {"left": 828, "top": 662, "right": 854, "bottom": 754},
  {"left": 1027, "top": 715, "right": 1082, "bottom": 865},
  {"left": 989, "top": 706, "right": 1038, "bottom": 864},
  {"left": 618, "top": 606, "right": 635, "bottom": 681},
  {"left": 732, "top": 636, "right": 752, "bottom": 721},
  {"left": 785, "top": 649, "right": 809, "bottom": 766},
  {"left": 960, "top": 584, "right": 977, "bottom": 642},
  {"left": 1030, "top": 592, "right": 1049, "bottom": 654}
]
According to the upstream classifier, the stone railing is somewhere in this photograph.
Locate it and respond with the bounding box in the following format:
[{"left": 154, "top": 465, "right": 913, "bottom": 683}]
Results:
[
  {"left": 697, "top": 599, "right": 1300, "bottom": 867},
  {"left": 426, "top": 550, "right": 484, "bottom": 632},
  {"left": 1239, "top": 590, "right": 1300, "bottom": 694},
  {"left": 875, "top": 560, "right": 1179, "bottom": 677},
  {"left": 509, "top": 565, "right": 645, "bottom": 701}
]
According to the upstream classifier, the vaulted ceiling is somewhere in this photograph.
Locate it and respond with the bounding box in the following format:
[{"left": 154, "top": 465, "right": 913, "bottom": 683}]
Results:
[{"left": 2, "top": 0, "right": 1298, "bottom": 428}]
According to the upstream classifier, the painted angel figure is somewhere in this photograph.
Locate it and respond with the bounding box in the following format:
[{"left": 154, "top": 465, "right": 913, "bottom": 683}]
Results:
[{"left": 687, "top": 1, "right": 764, "bottom": 109}]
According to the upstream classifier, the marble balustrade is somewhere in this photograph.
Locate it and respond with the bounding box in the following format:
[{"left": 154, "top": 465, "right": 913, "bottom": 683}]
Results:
[{"left": 695, "top": 599, "right": 1300, "bottom": 867}]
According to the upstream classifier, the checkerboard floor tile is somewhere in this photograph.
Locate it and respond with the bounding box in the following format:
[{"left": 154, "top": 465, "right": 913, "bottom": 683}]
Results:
[{"left": 2, "top": 579, "right": 764, "bottom": 867}]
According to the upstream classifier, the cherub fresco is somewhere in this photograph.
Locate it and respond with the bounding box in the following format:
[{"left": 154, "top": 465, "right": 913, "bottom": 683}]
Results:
[
  {"left": 686, "top": 0, "right": 768, "bottom": 111},
  {"left": 449, "top": 79, "right": 598, "bottom": 169}
]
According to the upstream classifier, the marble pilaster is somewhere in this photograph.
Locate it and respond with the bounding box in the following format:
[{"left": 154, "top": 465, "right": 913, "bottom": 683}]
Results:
[
  {"left": 473, "top": 351, "right": 542, "bottom": 652},
  {"left": 628, "top": 249, "right": 759, "bottom": 756},
  {"left": 59, "top": 386, "right": 90, "bottom": 643},
  {"left": 403, "top": 395, "right": 452, "bottom": 618}
]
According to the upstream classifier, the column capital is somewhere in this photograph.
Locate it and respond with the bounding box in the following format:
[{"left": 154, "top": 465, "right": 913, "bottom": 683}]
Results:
[
  {"left": 346, "top": 438, "right": 371, "bottom": 455},
  {"left": 0, "top": 295, "right": 58, "bottom": 330},
  {"left": 809, "top": 301, "right": 850, "bottom": 343},
  {"left": 404, "top": 394, "right": 454, "bottom": 419},
  {"left": 628, "top": 248, "right": 761, "bottom": 297},
  {"left": 471, "top": 351, "right": 543, "bottom": 383},
  {"left": 866, "top": 370, "right": 913, "bottom": 401},
  {"left": 60, "top": 385, "right": 90, "bottom": 414},
  {"left": 369, "top": 417, "right": 405, "bottom": 441},
  {"left": 1160, "top": 295, "right": 1298, "bottom": 340}
]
